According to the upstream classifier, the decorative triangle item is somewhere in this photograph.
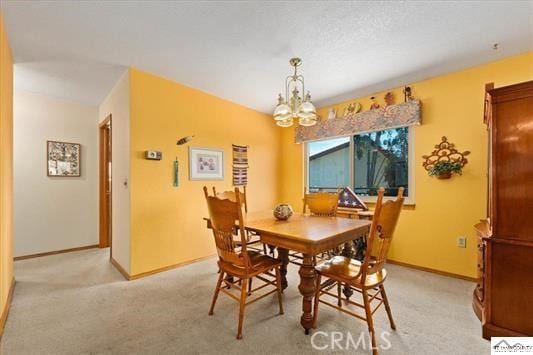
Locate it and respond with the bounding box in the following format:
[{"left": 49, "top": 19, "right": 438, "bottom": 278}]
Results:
[{"left": 337, "top": 187, "right": 368, "bottom": 211}]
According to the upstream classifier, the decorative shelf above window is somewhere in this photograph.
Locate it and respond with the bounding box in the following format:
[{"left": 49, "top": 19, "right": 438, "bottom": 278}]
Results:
[{"left": 295, "top": 100, "right": 422, "bottom": 143}]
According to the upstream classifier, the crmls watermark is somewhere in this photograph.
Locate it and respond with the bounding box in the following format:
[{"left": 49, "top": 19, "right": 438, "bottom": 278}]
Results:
[{"left": 310, "top": 330, "right": 392, "bottom": 351}]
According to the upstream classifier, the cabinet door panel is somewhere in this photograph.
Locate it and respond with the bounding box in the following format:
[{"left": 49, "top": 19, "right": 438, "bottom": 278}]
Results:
[
  {"left": 493, "top": 96, "right": 533, "bottom": 241},
  {"left": 491, "top": 241, "right": 533, "bottom": 334}
]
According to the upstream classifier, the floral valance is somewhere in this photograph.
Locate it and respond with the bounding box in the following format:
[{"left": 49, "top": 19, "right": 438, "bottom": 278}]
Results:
[{"left": 295, "top": 100, "right": 422, "bottom": 143}]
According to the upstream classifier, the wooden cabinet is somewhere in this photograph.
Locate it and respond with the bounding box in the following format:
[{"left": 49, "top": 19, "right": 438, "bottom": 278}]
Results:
[{"left": 473, "top": 80, "right": 533, "bottom": 338}]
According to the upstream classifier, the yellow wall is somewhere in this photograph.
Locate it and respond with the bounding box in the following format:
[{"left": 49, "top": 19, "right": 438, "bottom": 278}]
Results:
[
  {"left": 279, "top": 52, "right": 533, "bottom": 278},
  {"left": 129, "top": 68, "right": 280, "bottom": 276},
  {"left": 0, "top": 12, "right": 14, "bottom": 328}
]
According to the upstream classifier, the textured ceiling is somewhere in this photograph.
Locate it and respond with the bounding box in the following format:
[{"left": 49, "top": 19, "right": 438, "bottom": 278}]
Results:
[{"left": 1, "top": 1, "right": 532, "bottom": 110}]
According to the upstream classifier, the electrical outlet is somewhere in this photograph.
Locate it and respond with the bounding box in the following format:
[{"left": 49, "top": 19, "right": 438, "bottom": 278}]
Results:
[{"left": 457, "top": 236, "right": 467, "bottom": 248}]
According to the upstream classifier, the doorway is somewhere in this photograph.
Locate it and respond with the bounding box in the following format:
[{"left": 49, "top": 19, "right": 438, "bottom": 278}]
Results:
[{"left": 99, "top": 115, "right": 112, "bottom": 256}]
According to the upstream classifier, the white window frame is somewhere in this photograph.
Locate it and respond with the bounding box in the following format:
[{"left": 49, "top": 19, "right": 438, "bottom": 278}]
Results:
[{"left": 304, "top": 127, "right": 415, "bottom": 205}]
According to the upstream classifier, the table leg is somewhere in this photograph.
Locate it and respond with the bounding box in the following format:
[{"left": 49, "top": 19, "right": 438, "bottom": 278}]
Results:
[
  {"left": 277, "top": 248, "right": 289, "bottom": 290},
  {"left": 341, "top": 242, "right": 354, "bottom": 299},
  {"left": 354, "top": 236, "right": 367, "bottom": 262},
  {"left": 298, "top": 254, "right": 316, "bottom": 335},
  {"left": 268, "top": 244, "right": 276, "bottom": 257}
]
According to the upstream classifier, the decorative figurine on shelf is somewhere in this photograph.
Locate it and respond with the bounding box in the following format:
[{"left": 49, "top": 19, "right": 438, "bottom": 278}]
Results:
[
  {"left": 342, "top": 102, "right": 361, "bottom": 118},
  {"left": 384, "top": 92, "right": 394, "bottom": 106},
  {"left": 370, "top": 96, "right": 380, "bottom": 110},
  {"left": 422, "top": 136, "right": 470, "bottom": 179},
  {"left": 343, "top": 103, "right": 355, "bottom": 117},
  {"left": 403, "top": 86, "right": 414, "bottom": 102},
  {"left": 327, "top": 107, "right": 337, "bottom": 120}
]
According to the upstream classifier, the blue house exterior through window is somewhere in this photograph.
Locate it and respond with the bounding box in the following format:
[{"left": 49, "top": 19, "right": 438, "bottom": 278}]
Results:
[{"left": 308, "top": 137, "right": 350, "bottom": 191}]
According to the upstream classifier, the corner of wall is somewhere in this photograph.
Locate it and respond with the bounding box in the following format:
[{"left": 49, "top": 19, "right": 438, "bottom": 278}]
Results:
[
  {"left": 0, "top": 9, "right": 15, "bottom": 334},
  {"left": 126, "top": 67, "right": 282, "bottom": 276},
  {"left": 98, "top": 68, "right": 132, "bottom": 275}
]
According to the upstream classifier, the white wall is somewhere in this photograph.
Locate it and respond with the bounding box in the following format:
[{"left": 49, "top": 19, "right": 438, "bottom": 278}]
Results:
[
  {"left": 14, "top": 91, "right": 98, "bottom": 257},
  {"left": 98, "top": 70, "right": 130, "bottom": 273}
]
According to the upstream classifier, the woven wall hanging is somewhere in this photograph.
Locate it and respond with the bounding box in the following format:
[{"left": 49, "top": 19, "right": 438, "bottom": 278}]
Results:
[{"left": 232, "top": 144, "right": 248, "bottom": 186}]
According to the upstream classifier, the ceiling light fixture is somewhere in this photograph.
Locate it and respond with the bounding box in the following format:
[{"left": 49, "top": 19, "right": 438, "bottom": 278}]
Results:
[{"left": 273, "top": 58, "right": 317, "bottom": 128}]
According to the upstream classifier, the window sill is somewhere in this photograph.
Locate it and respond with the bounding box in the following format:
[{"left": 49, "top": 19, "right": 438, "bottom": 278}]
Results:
[{"left": 361, "top": 196, "right": 416, "bottom": 208}]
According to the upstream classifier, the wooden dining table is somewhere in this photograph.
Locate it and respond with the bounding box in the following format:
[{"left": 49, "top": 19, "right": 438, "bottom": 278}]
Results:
[{"left": 207, "top": 210, "right": 371, "bottom": 334}]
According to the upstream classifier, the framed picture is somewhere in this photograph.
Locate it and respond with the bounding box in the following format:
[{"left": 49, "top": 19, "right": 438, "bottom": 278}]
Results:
[
  {"left": 47, "top": 140, "right": 81, "bottom": 177},
  {"left": 189, "top": 147, "right": 224, "bottom": 180}
]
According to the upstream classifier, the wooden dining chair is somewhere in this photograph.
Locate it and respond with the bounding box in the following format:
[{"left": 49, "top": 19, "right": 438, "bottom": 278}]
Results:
[
  {"left": 313, "top": 187, "right": 404, "bottom": 355},
  {"left": 213, "top": 185, "right": 248, "bottom": 213},
  {"left": 303, "top": 191, "right": 339, "bottom": 216},
  {"left": 204, "top": 187, "right": 284, "bottom": 339},
  {"left": 212, "top": 186, "right": 268, "bottom": 255},
  {"left": 288, "top": 191, "right": 340, "bottom": 266}
]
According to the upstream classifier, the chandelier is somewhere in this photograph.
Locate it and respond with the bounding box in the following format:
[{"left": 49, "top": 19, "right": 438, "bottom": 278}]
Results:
[{"left": 273, "top": 57, "right": 317, "bottom": 127}]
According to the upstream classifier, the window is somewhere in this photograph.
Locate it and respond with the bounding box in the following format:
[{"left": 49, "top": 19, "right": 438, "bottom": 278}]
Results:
[
  {"left": 308, "top": 137, "right": 350, "bottom": 191},
  {"left": 306, "top": 127, "right": 412, "bottom": 200}
]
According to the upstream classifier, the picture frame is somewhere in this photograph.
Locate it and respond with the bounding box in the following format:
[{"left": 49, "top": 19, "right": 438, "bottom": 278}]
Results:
[
  {"left": 47, "top": 140, "right": 81, "bottom": 177},
  {"left": 189, "top": 147, "right": 224, "bottom": 180}
]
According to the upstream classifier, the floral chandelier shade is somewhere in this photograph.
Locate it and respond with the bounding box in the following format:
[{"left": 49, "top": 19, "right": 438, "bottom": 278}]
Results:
[{"left": 273, "top": 58, "right": 317, "bottom": 128}]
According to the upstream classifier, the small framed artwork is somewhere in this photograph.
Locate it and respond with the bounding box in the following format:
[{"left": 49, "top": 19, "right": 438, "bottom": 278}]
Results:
[
  {"left": 47, "top": 140, "right": 81, "bottom": 177},
  {"left": 189, "top": 147, "right": 224, "bottom": 180}
]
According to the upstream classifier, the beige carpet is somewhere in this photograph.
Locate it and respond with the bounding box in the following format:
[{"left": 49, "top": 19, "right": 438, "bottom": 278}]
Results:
[{"left": 1, "top": 248, "right": 488, "bottom": 354}]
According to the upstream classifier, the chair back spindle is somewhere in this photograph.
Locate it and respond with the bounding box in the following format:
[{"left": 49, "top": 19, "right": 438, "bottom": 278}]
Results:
[{"left": 361, "top": 187, "right": 404, "bottom": 279}]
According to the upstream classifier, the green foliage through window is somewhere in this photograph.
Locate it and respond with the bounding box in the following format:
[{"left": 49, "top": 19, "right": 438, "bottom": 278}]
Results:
[{"left": 353, "top": 127, "right": 408, "bottom": 197}]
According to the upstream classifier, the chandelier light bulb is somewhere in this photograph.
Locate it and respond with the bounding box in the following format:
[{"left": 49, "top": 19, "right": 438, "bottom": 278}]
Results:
[
  {"left": 276, "top": 118, "right": 294, "bottom": 127},
  {"left": 297, "top": 94, "right": 316, "bottom": 119},
  {"left": 274, "top": 104, "right": 291, "bottom": 121},
  {"left": 273, "top": 94, "right": 292, "bottom": 121},
  {"left": 298, "top": 117, "right": 317, "bottom": 127}
]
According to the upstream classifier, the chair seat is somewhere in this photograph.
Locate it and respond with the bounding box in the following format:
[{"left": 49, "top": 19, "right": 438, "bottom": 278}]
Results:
[
  {"left": 219, "top": 251, "right": 281, "bottom": 278},
  {"left": 315, "top": 256, "right": 387, "bottom": 288}
]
